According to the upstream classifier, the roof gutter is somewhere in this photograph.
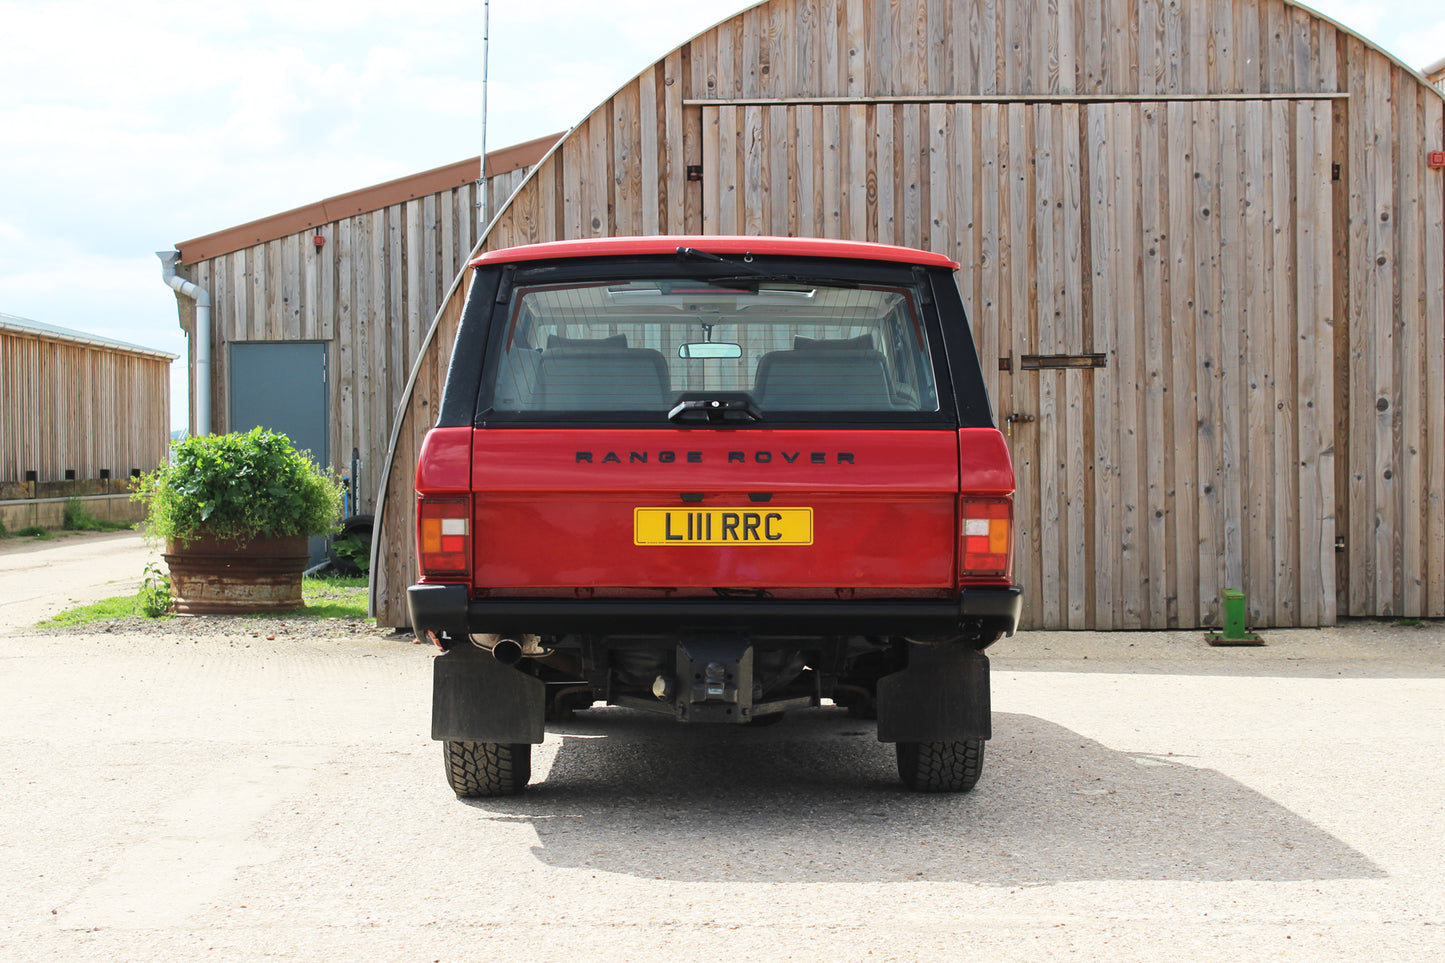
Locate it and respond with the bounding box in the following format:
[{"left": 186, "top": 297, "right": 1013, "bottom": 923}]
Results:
[{"left": 157, "top": 251, "right": 211, "bottom": 436}]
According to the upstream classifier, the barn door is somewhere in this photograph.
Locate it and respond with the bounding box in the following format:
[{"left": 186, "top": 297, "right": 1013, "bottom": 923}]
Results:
[
  {"left": 1083, "top": 100, "right": 1336, "bottom": 630},
  {"left": 698, "top": 99, "right": 1336, "bottom": 630}
]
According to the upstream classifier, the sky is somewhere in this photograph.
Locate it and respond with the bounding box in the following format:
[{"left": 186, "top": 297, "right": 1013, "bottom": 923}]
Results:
[{"left": 0, "top": 0, "right": 1440, "bottom": 431}]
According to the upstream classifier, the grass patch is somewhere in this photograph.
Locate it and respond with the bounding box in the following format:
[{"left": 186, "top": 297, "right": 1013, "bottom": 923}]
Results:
[
  {"left": 291, "top": 572, "right": 371, "bottom": 620},
  {"left": 62, "top": 498, "right": 133, "bottom": 533},
  {"left": 39, "top": 594, "right": 154, "bottom": 628},
  {"left": 15, "top": 526, "right": 53, "bottom": 540},
  {"left": 36, "top": 569, "right": 372, "bottom": 628}
]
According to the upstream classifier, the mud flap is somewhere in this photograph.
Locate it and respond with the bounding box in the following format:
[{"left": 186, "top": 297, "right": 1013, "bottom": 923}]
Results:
[
  {"left": 432, "top": 649, "right": 546, "bottom": 744},
  {"left": 875, "top": 646, "right": 991, "bottom": 743}
]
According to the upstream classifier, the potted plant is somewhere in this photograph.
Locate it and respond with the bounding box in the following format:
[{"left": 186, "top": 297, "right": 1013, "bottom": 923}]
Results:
[{"left": 133, "top": 428, "right": 343, "bottom": 614}]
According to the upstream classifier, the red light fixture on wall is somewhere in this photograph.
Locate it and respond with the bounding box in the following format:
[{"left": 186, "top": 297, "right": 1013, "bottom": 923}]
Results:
[{"left": 1428, "top": 151, "right": 1445, "bottom": 169}]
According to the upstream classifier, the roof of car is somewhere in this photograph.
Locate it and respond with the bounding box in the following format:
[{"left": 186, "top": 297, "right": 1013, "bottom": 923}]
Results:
[{"left": 470, "top": 235, "right": 960, "bottom": 270}]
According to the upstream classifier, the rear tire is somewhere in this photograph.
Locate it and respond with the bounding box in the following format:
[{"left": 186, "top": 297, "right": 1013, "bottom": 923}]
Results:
[
  {"left": 443, "top": 741, "right": 532, "bottom": 797},
  {"left": 326, "top": 514, "right": 374, "bottom": 576},
  {"left": 895, "top": 739, "right": 984, "bottom": 793}
]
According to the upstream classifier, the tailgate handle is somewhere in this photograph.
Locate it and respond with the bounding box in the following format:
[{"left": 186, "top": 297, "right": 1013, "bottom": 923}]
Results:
[{"left": 668, "top": 398, "right": 763, "bottom": 424}]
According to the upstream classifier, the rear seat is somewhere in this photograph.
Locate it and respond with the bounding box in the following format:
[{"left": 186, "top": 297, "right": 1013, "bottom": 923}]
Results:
[
  {"left": 752, "top": 334, "right": 894, "bottom": 410},
  {"left": 533, "top": 334, "right": 671, "bottom": 410}
]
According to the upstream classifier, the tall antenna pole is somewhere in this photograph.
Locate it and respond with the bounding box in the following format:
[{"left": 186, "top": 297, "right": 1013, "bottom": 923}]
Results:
[{"left": 478, "top": 0, "right": 491, "bottom": 232}]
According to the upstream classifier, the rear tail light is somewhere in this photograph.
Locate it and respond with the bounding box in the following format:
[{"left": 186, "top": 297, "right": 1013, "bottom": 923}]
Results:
[
  {"left": 960, "top": 497, "right": 1013, "bottom": 579},
  {"left": 418, "top": 496, "right": 471, "bottom": 577}
]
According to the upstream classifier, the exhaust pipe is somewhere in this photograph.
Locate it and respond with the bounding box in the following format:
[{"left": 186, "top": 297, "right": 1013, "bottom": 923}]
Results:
[
  {"left": 491, "top": 637, "right": 523, "bottom": 665},
  {"left": 469, "top": 633, "right": 544, "bottom": 666},
  {"left": 467, "top": 633, "right": 583, "bottom": 677}
]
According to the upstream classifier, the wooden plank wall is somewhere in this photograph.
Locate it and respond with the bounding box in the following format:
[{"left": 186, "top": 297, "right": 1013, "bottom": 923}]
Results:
[
  {"left": 373, "top": 0, "right": 1445, "bottom": 628},
  {"left": 185, "top": 167, "right": 531, "bottom": 515},
  {"left": 0, "top": 329, "right": 171, "bottom": 482},
  {"left": 1342, "top": 39, "right": 1445, "bottom": 619}
]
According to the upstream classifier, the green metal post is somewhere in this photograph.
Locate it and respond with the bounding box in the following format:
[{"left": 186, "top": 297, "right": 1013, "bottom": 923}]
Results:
[{"left": 1205, "top": 589, "right": 1264, "bottom": 645}]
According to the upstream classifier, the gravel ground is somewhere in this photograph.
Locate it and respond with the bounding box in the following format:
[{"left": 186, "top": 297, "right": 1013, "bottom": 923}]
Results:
[
  {"left": 2, "top": 617, "right": 1442, "bottom": 962},
  {"left": 13, "top": 612, "right": 399, "bottom": 640}
]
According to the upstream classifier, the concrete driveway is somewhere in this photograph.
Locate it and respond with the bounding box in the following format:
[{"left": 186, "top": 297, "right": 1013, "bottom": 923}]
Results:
[
  {"left": 1, "top": 612, "right": 1442, "bottom": 961},
  {"left": 0, "top": 530, "right": 158, "bottom": 630}
]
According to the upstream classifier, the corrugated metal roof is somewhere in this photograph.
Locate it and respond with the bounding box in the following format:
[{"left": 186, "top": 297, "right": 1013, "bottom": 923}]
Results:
[{"left": 0, "top": 312, "right": 178, "bottom": 360}]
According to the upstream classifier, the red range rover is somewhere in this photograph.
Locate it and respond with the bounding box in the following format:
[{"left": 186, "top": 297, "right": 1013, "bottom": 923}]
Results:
[{"left": 408, "top": 235, "right": 1020, "bottom": 796}]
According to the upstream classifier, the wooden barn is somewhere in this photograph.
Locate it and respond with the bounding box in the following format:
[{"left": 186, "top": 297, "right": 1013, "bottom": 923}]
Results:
[
  {"left": 0, "top": 313, "right": 174, "bottom": 530},
  {"left": 166, "top": 133, "right": 559, "bottom": 516},
  {"left": 370, "top": 0, "right": 1445, "bottom": 632}
]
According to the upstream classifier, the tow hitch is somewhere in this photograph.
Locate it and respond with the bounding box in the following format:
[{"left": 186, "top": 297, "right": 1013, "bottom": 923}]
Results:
[
  {"left": 613, "top": 634, "right": 818, "bottom": 722},
  {"left": 672, "top": 635, "right": 754, "bottom": 722}
]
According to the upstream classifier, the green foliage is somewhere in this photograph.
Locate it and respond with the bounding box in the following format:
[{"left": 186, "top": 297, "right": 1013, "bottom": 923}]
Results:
[
  {"left": 40, "top": 594, "right": 146, "bottom": 627},
  {"left": 62, "top": 498, "right": 132, "bottom": 533},
  {"left": 331, "top": 533, "right": 371, "bottom": 573},
  {"left": 133, "top": 428, "right": 344, "bottom": 544},
  {"left": 138, "top": 563, "right": 172, "bottom": 618},
  {"left": 291, "top": 572, "right": 371, "bottom": 620},
  {"left": 62, "top": 497, "right": 89, "bottom": 529},
  {"left": 15, "top": 525, "right": 52, "bottom": 539},
  {"left": 0, "top": 517, "right": 7, "bottom": 538}
]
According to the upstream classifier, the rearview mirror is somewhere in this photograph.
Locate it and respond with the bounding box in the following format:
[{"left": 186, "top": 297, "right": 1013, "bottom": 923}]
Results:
[{"left": 678, "top": 342, "right": 743, "bottom": 359}]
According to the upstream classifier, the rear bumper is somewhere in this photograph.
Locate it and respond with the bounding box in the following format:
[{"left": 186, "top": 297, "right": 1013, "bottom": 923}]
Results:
[{"left": 408, "top": 583, "right": 1021, "bottom": 641}]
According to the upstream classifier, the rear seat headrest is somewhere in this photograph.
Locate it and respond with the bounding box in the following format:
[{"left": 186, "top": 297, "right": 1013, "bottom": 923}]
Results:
[
  {"left": 793, "top": 334, "right": 874, "bottom": 351},
  {"left": 547, "top": 333, "right": 629, "bottom": 350}
]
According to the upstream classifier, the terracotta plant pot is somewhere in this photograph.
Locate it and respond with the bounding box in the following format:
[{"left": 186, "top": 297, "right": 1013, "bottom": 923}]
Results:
[{"left": 164, "top": 534, "right": 309, "bottom": 615}]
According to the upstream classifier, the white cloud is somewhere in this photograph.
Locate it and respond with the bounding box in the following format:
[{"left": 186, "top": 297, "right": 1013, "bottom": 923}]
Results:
[
  {"left": 1388, "top": 20, "right": 1445, "bottom": 73},
  {"left": 0, "top": 227, "right": 172, "bottom": 336},
  {"left": 1303, "top": 1, "right": 1445, "bottom": 69},
  {"left": 1301, "top": 1, "right": 1387, "bottom": 38}
]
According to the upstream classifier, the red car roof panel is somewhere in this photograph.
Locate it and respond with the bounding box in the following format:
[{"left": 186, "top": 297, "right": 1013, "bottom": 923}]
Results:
[{"left": 470, "top": 235, "right": 960, "bottom": 270}]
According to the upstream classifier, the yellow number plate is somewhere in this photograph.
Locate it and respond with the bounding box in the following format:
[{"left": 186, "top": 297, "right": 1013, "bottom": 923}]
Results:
[{"left": 634, "top": 507, "right": 813, "bottom": 546}]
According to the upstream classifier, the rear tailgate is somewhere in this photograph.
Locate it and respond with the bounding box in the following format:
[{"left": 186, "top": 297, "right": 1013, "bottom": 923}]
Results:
[{"left": 469, "top": 429, "right": 959, "bottom": 594}]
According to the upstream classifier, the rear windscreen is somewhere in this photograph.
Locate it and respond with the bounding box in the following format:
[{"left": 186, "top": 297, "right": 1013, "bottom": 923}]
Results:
[{"left": 487, "top": 279, "right": 940, "bottom": 416}]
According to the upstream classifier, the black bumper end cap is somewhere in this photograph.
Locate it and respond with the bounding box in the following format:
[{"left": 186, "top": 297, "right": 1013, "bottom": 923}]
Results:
[
  {"left": 960, "top": 585, "right": 1023, "bottom": 637},
  {"left": 407, "top": 583, "right": 470, "bottom": 641}
]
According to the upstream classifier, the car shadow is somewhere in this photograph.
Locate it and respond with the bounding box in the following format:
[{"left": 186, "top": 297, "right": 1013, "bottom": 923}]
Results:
[{"left": 461, "top": 706, "right": 1384, "bottom": 885}]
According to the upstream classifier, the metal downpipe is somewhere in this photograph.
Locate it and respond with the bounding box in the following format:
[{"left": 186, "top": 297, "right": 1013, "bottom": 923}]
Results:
[{"left": 157, "top": 250, "right": 211, "bottom": 436}]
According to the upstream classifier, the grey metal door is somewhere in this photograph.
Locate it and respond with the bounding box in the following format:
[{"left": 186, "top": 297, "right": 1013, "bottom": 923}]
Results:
[{"left": 230, "top": 341, "right": 329, "bottom": 564}]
